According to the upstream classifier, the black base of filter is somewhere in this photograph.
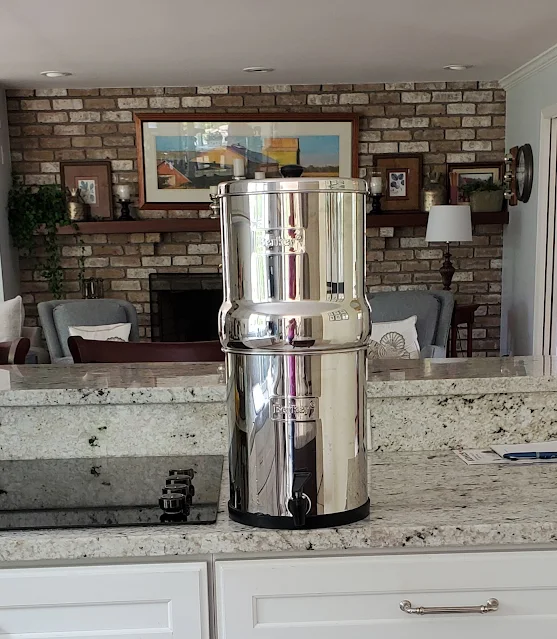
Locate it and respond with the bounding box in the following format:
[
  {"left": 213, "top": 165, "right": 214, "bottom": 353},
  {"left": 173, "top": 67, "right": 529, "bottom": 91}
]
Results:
[{"left": 228, "top": 499, "right": 370, "bottom": 530}]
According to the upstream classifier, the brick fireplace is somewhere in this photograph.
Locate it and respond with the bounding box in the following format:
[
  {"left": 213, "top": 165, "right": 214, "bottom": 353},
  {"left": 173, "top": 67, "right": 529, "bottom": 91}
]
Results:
[
  {"left": 150, "top": 272, "right": 222, "bottom": 342},
  {"left": 7, "top": 81, "right": 505, "bottom": 355}
]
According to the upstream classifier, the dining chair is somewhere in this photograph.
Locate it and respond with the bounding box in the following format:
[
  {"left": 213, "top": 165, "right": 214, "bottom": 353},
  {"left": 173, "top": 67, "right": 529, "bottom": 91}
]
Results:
[{"left": 0, "top": 338, "right": 31, "bottom": 365}]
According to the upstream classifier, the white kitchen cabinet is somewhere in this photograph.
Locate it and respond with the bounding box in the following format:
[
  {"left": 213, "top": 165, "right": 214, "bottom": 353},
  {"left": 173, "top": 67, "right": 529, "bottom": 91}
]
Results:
[
  {"left": 0, "top": 561, "right": 209, "bottom": 639},
  {"left": 216, "top": 551, "right": 557, "bottom": 638}
]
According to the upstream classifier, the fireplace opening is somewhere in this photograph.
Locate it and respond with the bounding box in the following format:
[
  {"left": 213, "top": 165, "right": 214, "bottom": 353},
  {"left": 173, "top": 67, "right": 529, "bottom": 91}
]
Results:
[{"left": 149, "top": 273, "right": 222, "bottom": 342}]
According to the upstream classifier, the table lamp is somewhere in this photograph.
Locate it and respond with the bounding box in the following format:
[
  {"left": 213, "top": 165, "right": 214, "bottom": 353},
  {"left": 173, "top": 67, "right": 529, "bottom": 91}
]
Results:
[{"left": 425, "top": 205, "right": 472, "bottom": 290}]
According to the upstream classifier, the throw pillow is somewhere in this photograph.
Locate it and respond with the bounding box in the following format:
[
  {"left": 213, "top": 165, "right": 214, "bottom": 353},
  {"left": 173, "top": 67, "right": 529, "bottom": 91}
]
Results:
[
  {"left": 369, "top": 315, "right": 420, "bottom": 359},
  {"left": 68, "top": 323, "right": 132, "bottom": 342},
  {"left": 0, "top": 295, "right": 24, "bottom": 342}
]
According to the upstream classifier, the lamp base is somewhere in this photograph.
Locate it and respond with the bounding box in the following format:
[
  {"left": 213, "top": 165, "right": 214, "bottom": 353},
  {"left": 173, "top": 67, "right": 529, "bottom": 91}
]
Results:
[{"left": 439, "top": 243, "right": 455, "bottom": 290}]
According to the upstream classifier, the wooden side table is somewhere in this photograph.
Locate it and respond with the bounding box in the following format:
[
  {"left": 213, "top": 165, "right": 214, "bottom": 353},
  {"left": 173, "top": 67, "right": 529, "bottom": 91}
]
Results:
[{"left": 449, "top": 303, "right": 480, "bottom": 357}]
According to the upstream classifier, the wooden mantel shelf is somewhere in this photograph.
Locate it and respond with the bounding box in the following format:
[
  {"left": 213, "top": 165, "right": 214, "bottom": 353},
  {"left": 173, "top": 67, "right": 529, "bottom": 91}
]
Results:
[
  {"left": 56, "top": 210, "right": 508, "bottom": 235},
  {"left": 57, "top": 218, "right": 220, "bottom": 235},
  {"left": 366, "top": 210, "right": 509, "bottom": 228}
]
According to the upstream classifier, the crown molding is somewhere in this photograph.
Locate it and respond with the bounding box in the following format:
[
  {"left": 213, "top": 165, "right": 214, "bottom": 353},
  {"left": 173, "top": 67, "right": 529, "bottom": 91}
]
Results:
[{"left": 500, "top": 43, "right": 557, "bottom": 90}]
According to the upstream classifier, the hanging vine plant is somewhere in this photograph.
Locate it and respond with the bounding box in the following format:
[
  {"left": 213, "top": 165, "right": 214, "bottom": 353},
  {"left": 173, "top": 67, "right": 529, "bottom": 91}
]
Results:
[{"left": 8, "top": 177, "right": 71, "bottom": 299}]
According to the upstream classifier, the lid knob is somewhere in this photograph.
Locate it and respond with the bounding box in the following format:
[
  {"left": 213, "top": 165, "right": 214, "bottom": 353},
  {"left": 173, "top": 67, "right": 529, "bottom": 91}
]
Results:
[{"left": 280, "top": 164, "right": 304, "bottom": 178}]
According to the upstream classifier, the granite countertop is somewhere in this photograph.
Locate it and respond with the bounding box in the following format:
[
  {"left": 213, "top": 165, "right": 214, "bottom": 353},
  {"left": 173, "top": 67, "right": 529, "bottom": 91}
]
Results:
[
  {"left": 1, "top": 450, "right": 555, "bottom": 563},
  {"left": 2, "top": 357, "right": 557, "bottom": 406}
]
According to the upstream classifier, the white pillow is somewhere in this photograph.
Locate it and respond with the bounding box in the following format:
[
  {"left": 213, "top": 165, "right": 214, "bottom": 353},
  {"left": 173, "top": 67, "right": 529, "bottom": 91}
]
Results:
[
  {"left": 68, "top": 323, "right": 131, "bottom": 342},
  {"left": 0, "top": 296, "right": 24, "bottom": 342},
  {"left": 369, "top": 315, "right": 420, "bottom": 359}
]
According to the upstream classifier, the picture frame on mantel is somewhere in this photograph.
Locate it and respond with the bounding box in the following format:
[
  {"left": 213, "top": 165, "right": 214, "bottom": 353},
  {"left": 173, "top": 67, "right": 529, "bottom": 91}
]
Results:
[
  {"left": 60, "top": 160, "right": 114, "bottom": 220},
  {"left": 447, "top": 162, "right": 506, "bottom": 205},
  {"left": 134, "top": 113, "right": 359, "bottom": 209},
  {"left": 373, "top": 154, "right": 423, "bottom": 212}
]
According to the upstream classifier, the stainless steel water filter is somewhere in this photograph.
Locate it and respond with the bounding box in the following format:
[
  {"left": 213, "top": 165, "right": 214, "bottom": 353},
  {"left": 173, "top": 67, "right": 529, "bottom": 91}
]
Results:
[{"left": 218, "top": 172, "right": 371, "bottom": 529}]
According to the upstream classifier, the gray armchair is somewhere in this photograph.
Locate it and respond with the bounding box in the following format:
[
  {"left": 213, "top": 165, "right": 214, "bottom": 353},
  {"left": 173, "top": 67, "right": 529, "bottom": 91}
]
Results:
[
  {"left": 38, "top": 299, "right": 140, "bottom": 364},
  {"left": 366, "top": 290, "right": 454, "bottom": 358}
]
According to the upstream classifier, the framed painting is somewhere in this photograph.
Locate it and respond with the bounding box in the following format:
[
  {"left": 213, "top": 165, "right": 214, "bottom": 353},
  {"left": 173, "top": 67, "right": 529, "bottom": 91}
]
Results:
[
  {"left": 448, "top": 162, "right": 505, "bottom": 205},
  {"left": 135, "top": 113, "right": 359, "bottom": 209},
  {"left": 60, "top": 161, "right": 114, "bottom": 220},
  {"left": 374, "top": 154, "right": 423, "bottom": 211}
]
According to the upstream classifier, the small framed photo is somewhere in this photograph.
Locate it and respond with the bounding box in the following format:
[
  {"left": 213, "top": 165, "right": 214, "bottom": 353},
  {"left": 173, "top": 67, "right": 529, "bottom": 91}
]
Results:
[
  {"left": 60, "top": 161, "right": 114, "bottom": 220},
  {"left": 448, "top": 162, "right": 505, "bottom": 205},
  {"left": 374, "top": 154, "right": 423, "bottom": 211},
  {"left": 387, "top": 169, "right": 409, "bottom": 199}
]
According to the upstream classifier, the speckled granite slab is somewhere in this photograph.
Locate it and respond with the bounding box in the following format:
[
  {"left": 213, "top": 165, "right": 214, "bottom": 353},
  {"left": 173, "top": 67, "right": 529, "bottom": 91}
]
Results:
[
  {"left": 0, "top": 451, "right": 555, "bottom": 563},
  {"left": 3, "top": 358, "right": 557, "bottom": 459},
  {"left": 0, "top": 363, "right": 225, "bottom": 407},
  {"left": 0, "top": 357, "right": 556, "bottom": 406},
  {"left": 0, "top": 401, "right": 227, "bottom": 460}
]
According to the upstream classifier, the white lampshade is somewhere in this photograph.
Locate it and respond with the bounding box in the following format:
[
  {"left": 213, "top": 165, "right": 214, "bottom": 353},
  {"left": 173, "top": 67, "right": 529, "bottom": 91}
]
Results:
[{"left": 425, "top": 205, "right": 473, "bottom": 243}]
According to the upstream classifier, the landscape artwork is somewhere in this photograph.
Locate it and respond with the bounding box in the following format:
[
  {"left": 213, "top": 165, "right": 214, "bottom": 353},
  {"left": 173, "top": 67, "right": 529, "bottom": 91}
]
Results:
[
  {"left": 136, "top": 114, "right": 357, "bottom": 208},
  {"left": 155, "top": 134, "right": 340, "bottom": 190}
]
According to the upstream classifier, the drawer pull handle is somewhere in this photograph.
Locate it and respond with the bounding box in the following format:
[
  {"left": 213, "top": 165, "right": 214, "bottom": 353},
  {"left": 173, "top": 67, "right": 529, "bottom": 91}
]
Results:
[{"left": 400, "top": 598, "right": 499, "bottom": 615}]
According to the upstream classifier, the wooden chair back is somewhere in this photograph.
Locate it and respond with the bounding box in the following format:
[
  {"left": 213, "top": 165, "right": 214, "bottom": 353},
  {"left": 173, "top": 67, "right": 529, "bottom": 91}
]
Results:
[
  {"left": 0, "top": 338, "right": 30, "bottom": 365},
  {"left": 68, "top": 336, "right": 224, "bottom": 363}
]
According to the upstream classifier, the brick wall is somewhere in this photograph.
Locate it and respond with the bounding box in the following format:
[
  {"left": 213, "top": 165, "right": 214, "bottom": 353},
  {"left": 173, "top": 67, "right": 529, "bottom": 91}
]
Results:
[{"left": 6, "top": 82, "right": 505, "bottom": 355}]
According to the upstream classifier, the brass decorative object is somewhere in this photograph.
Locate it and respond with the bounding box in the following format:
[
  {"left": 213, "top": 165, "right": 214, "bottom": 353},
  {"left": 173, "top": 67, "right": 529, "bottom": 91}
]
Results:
[
  {"left": 66, "top": 188, "right": 90, "bottom": 222},
  {"left": 421, "top": 171, "right": 447, "bottom": 212}
]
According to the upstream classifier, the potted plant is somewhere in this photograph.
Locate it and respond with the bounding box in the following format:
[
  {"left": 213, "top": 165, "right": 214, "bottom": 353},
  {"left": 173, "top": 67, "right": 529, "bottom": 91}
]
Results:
[
  {"left": 8, "top": 178, "right": 75, "bottom": 299},
  {"left": 458, "top": 177, "right": 504, "bottom": 213}
]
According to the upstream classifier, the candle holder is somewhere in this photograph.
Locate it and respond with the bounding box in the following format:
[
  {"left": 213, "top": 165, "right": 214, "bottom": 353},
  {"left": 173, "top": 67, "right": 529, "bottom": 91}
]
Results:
[
  {"left": 118, "top": 198, "right": 134, "bottom": 221},
  {"left": 232, "top": 159, "right": 245, "bottom": 180},
  {"left": 370, "top": 193, "right": 383, "bottom": 214},
  {"left": 369, "top": 171, "right": 384, "bottom": 214}
]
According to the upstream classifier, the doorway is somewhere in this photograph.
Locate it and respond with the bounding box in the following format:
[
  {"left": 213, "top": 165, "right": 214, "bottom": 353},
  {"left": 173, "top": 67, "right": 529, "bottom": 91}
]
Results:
[{"left": 536, "top": 114, "right": 557, "bottom": 355}]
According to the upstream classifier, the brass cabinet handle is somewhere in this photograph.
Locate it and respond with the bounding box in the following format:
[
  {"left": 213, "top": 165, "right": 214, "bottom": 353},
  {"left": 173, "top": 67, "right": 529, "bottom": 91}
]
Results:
[{"left": 400, "top": 598, "right": 499, "bottom": 615}]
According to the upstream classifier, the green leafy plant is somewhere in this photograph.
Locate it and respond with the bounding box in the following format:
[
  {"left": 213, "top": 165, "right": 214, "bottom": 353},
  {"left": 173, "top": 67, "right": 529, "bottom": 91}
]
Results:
[
  {"left": 458, "top": 177, "right": 503, "bottom": 197},
  {"left": 8, "top": 178, "right": 71, "bottom": 299}
]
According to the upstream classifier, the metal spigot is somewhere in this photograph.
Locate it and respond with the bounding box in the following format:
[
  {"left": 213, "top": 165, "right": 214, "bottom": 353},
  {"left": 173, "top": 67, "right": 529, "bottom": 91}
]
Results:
[
  {"left": 287, "top": 471, "right": 312, "bottom": 527},
  {"left": 209, "top": 192, "right": 220, "bottom": 219}
]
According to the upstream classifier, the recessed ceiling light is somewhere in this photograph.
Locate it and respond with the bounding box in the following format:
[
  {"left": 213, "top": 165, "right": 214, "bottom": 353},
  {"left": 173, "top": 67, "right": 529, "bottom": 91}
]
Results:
[
  {"left": 40, "top": 71, "right": 72, "bottom": 78},
  {"left": 443, "top": 64, "right": 473, "bottom": 71},
  {"left": 242, "top": 66, "right": 275, "bottom": 74}
]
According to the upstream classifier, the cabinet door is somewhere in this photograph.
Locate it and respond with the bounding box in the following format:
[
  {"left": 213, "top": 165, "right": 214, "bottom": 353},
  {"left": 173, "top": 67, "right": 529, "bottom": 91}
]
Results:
[
  {"left": 0, "top": 561, "right": 209, "bottom": 639},
  {"left": 216, "top": 551, "right": 557, "bottom": 639}
]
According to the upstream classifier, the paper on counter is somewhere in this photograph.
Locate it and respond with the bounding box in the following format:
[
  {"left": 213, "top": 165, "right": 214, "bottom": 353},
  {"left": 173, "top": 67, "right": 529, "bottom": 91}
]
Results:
[
  {"left": 454, "top": 449, "right": 557, "bottom": 465},
  {"left": 490, "top": 441, "right": 557, "bottom": 457}
]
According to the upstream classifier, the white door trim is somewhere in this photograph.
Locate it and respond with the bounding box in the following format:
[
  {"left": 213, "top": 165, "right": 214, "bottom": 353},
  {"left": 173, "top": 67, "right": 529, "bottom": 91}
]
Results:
[{"left": 533, "top": 104, "right": 557, "bottom": 354}]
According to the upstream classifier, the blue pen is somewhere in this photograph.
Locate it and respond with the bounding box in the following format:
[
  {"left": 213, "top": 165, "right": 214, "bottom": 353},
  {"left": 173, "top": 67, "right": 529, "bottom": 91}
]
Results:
[{"left": 503, "top": 451, "right": 557, "bottom": 460}]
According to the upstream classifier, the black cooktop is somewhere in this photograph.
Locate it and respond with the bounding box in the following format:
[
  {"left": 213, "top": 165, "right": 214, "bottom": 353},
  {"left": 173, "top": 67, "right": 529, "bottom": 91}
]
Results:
[{"left": 0, "top": 455, "right": 223, "bottom": 531}]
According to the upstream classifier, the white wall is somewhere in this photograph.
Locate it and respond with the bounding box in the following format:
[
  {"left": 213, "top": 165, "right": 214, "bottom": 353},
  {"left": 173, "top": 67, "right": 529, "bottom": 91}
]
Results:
[
  {"left": 502, "top": 58, "right": 557, "bottom": 355},
  {"left": 0, "top": 89, "right": 19, "bottom": 301}
]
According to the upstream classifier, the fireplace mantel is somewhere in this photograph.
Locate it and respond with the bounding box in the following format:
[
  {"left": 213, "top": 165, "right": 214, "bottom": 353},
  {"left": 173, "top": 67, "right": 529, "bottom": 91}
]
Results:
[
  {"left": 56, "top": 218, "right": 220, "bottom": 234},
  {"left": 56, "top": 210, "right": 508, "bottom": 235}
]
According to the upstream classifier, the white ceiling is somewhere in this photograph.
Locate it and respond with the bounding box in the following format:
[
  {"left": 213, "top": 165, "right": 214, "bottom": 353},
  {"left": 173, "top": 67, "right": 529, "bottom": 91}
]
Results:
[{"left": 1, "top": 0, "right": 557, "bottom": 88}]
